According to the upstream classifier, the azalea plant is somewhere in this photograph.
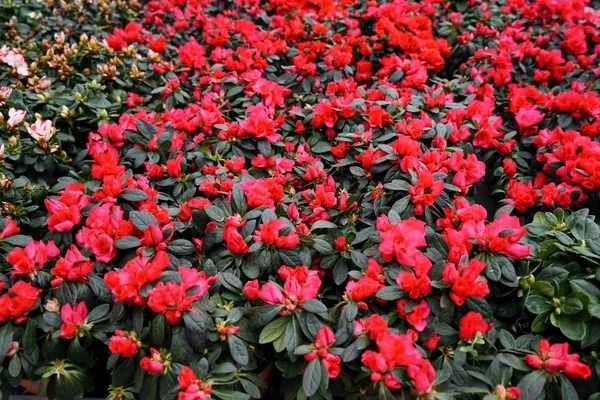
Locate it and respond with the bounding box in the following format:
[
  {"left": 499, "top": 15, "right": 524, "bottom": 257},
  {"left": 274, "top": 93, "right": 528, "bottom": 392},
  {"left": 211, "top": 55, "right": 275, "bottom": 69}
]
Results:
[{"left": 1, "top": 0, "right": 600, "bottom": 399}]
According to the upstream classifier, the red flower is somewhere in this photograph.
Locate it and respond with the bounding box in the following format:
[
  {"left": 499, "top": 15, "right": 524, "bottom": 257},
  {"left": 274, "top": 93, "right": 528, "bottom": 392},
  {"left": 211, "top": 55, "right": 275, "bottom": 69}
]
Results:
[
  {"left": 376, "top": 332, "right": 424, "bottom": 370},
  {"left": 458, "top": 311, "right": 492, "bottom": 340},
  {"left": 149, "top": 35, "right": 167, "bottom": 52},
  {"left": 408, "top": 169, "right": 444, "bottom": 215},
  {"left": 0, "top": 281, "right": 42, "bottom": 323},
  {"left": 515, "top": 107, "right": 544, "bottom": 133},
  {"left": 0, "top": 217, "right": 19, "bottom": 238},
  {"left": 344, "top": 259, "right": 385, "bottom": 307},
  {"left": 304, "top": 326, "right": 340, "bottom": 378},
  {"left": 443, "top": 259, "right": 490, "bottom": 306},
  {"left": 239, "top": 178, "right": 284, "bottom": 209},
  {"left": 105, "top": 33, "right": 127, "bottom": 50},
  {"left": 109, "top": 330, "right": 140, "bottom": 358},
  {"left": 506, "top": 179, "right": 539, "bottom": 213},
  {"left": 60, "top": 302, "right": 89, "bottom": 339},
  {"left": 140, "top": 348, "right": 169, "bottom": 374},
  {"left": 396, "top": 254, "right": 432, "bottom": 299},
  {"left": 503, "top": 159, "right": 517, "bottom": 178},
  {"left": 104, "top": 253, "right": 169, "bottom": 306},
  {"left": 243, "top": 280, "right": 259, "bottom": 300},
  {"left": 253, "top": 219, "right": 300, "bottom": 249},
  {"left": 469, "top": 212, "right": 530, "bottom": 259},
  {"left": 177, "top": 366, "right": 213, "bottom": 399},
  {"left": 422, "top": 334, "right": 440, "bottom": 351},
  {"left": 223, "top": 225, "right": 248, "bottom": 255},
  {"left": 258, "top": 266, "right": 321, "bottom": 313},
  {"left": 406, "top": 360, "right": 436, "bottom": 395},
  {"left": 493, "top": 384, "right": 521, "bottom": 400},
  {"left": 361, "top": 350, "right": 401, "bottom": 389},
  {"left": 7, "top": 239, "right": 60, "bottom": 278},
  {"left": 397, "top": 299, "right": 430, "bottom": 332},
  {"left": 50, "top": 244, "right": 94, "bottom": 287},
  {"left": 363, "top": 314, "right": 389, "bottom": 341},
  {"left": 45, "top": 198, "right": 82, "bottom": 232},
  {"left": 525, "top": 339, "right": 591, "bottom": 379},
  {"left": 378, "top": 217, "right": 427, "bottom": 267},
  {"left": 148, "top": 281, "right": 195, "bottom": 324}
]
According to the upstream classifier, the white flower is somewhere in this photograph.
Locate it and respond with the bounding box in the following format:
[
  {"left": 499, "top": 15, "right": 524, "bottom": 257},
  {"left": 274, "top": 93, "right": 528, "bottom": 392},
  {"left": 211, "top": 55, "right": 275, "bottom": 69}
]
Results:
[
  {"left": 7, "top": 108, "right": 26, "bottom": 127},
  {"left": 27, "top": 119, "right": 55, "bottom": 142}
]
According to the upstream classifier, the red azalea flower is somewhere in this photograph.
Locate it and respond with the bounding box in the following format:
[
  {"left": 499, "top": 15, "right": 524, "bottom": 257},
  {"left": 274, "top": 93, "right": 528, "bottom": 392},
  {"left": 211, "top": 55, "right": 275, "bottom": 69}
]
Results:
[
  {"left": 525, "top": 340, "right": 591, "bottom": 379},
  {"left": 459, "top": 311, "right": 493, "bottom": 340},
  {"left": 0, "top": 281, "right": 42, "bottom": 323},
  {"left": 60, "top": 302, "right": 89, "bottom": 339}
]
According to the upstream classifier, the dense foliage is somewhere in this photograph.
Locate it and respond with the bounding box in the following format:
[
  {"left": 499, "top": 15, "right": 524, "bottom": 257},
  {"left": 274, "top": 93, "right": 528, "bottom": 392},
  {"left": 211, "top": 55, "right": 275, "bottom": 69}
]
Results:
[{"left": 1, "top": 0, "right": 600, "bottom": 399}]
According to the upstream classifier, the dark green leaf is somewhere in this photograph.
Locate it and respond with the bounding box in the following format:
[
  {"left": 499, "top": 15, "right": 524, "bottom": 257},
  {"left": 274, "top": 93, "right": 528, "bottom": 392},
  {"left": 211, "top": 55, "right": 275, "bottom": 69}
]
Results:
[
  {"left": 119, "top": 189, "right": 149, "bottom": 202},
  {"left": 129, "top": 211, "right": 158, "bottom": 231},
  {"left": 303, "top": 358, "right": 322, "bottom": 397},
  {"left": 228, "top": 335, "right": 249, "bottom": 366}
]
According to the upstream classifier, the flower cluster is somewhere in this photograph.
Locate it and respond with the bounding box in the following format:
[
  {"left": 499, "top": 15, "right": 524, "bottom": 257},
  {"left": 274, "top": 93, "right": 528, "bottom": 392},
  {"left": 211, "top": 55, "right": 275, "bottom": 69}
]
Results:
[{"left": 0, "top": 0, "right": 599, "bottom": 399}]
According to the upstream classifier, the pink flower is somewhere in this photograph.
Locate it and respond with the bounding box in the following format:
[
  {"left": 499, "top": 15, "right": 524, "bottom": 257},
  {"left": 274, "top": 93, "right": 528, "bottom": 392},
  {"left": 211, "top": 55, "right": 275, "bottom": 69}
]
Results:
[
  {"left": 515, "top": 108, "right": 544, "bottom": 131},
  {"left": 60, "top": 302, "right": 89, "bottom": 339}
]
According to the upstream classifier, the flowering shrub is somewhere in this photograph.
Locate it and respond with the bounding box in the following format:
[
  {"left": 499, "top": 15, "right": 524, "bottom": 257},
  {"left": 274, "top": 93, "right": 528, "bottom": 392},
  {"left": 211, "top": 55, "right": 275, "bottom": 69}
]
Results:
[{"left": 1, "top": 0, "right": 600, "bottom": 399}]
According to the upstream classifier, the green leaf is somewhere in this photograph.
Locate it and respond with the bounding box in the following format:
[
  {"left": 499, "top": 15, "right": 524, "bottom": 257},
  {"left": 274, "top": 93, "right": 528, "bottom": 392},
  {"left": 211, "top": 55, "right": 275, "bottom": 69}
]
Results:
[
  {"left": 219, "top": 272, "right": 243, "bottom": 291},
  {"left": 557, "top": 315, "right": 586, "bottom": 341},
  {"left": 68, "top": 338, "right": 91, "bottom": 367},
  {"left": 561, "top": 298, "right": 584, "bottom": 316},
  {"left": 119, "top": 189, "right": 149, "bottom": 202},
  {"left": 129, "top": 211, "right": 158, "bottom": 231},
  {"left": 332, "top": 258, "right": 348, "bottom": 286},
  {"left": 498, "top": 330, "right": 516, "bottom": 349},
  {"left": 228, "top": 335, "right": 249, "bottom": 366},
  {"left": 136, "top": 119, "right": 158, "bottom": 139},
  {"left": 251, "top": 305, "right": 284, "bottom": 327},
  {"left": 205, "top": 205, "right": 226, "bottom": 222},
  {"left": 484, "top": 254, "right": 502, "bottom": 281},
  {"left": 517, "top": 371, "right": 546, "bottom": 400},
  {"left": 312, "top": 238, "right": 333, "bottom": 255},
  {"left": 526, "top": 296, "right": 552, "bottom": 314},
  {"left": 570, "top": 280, "right": 600, "bottom": 298},
  {"left": 285, "top": 317, "right": 302, "bottom": 360},
  {"left": 55, "top": 373, "right": 84, "bottom": 400},
  {"left": 115, "top": 236, "right": 141, "bottom": 250},
  {"left": 167, "top": 239, "right": 195, "bottom": 255},
  {"left": 465, "top": 297, "right": 493, "bottom": 318},
  {"left": 531, "top": 311, "right": 549, "bottom": 332},
  {"left": 376, "top": 286, "right": 405, "bottom": 301},
  {"left": 311, "top": 220, "right": 337, "bottom": 230},
  {"left": 87, "top": 304, "right": 110, "bottom": 322},
  {"left": 1, "top": 234, "right": 31, "bottom": 247},
  {"left": 8, "top": 354, "right": 21, "bottom": 377},
  {"left": 259, "top": 317, "right": 290, "bottom": 344},
  {"left": 303, "top": 358, "right": 322, "bottom": 397},
  {"left": 85, "top": 95, "right": 112, "bottom": 109},
  {"left": 140, "top": 375, "right": 158, "bottom": 400},
  {"left": 572, "top": 218, "right": 600, "bottom": 241},
  {"left": 559, "top": 374, "right": 579, "bottom": 400},
  {"left": 0, "top": 323, "right": 14, "bottom": 364},
  {"left": 23, "top": 319, "right": 39, "bottom": 365},
  {"left": 497, "top": 354, "right": 530, "bottom": 371},
  {"left": 350, "top": 251, "right": 368, "bottom": 268},
  {"left": 231, "top": 184, "right": 248, "bottom": 215},
  {"left": 301, "top": 300, "right": 327, "bottom": 314},
  {"left": 183, "top": 311, "right": 206, "bottom": 333},
  {"left": 151, "top": 314, "right": 166, "bottom": 347},
  {"left": 240, "top": 379, "right": 261, "bottom": 399}
]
